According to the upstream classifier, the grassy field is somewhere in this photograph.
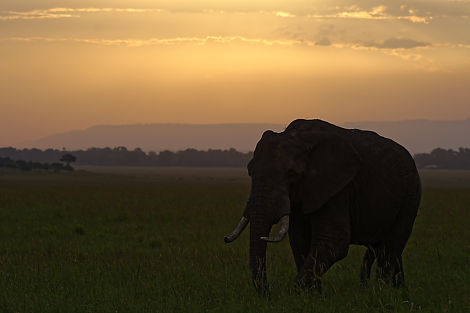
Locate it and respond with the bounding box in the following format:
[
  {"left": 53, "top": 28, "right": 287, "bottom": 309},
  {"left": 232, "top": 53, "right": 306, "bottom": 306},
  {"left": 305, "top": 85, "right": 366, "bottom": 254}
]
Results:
[{"left": 0, "top": 168, "right": 468, "bottom": 313}]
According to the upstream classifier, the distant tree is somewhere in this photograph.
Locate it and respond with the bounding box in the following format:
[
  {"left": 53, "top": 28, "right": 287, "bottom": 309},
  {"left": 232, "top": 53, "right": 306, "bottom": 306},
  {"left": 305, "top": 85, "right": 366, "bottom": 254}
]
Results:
[
  {"left": 51, "top": 162, "right": 65, "bottom": 172},
  {"left": 0, "top": 157, "right": 17, "bottom": 169},
  {"left": 158, "top": 150, "right": 177, "bottom": 166},
  {"left": 0, "top": 146, "right": 255, "bottom": 168},
  {"left": 15, "top": 160, "right": 32, "bottom": 171},
  {"left": 414, "top": 147, "right": 470, "bottom": 169},
  {"left": 60, "top": 153, "right": 77, "bottom": 169}
]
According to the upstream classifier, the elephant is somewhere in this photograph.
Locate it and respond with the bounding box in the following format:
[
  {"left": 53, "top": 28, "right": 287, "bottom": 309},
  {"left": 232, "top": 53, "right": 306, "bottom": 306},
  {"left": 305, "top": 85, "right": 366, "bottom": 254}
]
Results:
[{"left": 224, "top": 119, "right": 421, "bottom": 294}]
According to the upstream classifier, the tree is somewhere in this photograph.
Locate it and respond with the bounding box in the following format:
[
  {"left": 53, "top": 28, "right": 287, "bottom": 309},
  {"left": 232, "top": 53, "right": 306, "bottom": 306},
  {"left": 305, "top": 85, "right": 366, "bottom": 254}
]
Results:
[
  {"left": 60, "top": 153, "right": 77, "bottom": 168},
  {"left": 51, "top": 162, "right": 65, "bottom": 172}
]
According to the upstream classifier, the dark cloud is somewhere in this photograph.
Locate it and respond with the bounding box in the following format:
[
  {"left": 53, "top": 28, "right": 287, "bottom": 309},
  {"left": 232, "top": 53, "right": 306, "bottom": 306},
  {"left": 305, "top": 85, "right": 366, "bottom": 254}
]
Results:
[
  {"left": 273, "top": 26, "right": 305, "bottom": 40},
  {"left": 315, "top": 37, "right": 331, "bottom": 46},
  {"left": 363, "top": 37, "right": 430, "bottom": 49}
]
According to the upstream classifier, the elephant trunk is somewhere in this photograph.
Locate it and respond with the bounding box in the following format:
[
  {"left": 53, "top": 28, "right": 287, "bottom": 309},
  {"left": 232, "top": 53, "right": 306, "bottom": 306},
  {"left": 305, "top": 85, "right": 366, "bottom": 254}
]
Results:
[
  {"left": 234, "top": 180, "right": 291, "bottom": 294},
  {"left": 249, "top": 216, "right": 271, "bottom": 295}
]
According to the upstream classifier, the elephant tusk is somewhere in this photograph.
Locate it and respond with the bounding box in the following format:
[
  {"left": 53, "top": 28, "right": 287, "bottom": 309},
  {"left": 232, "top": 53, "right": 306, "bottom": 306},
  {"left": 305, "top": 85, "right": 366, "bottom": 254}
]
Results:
[
  {"left": 224, "top": 216, "right": 249, "bottom": 243},
  {"left": 260, "top": 215, "right": 289, "bottom": 243}
]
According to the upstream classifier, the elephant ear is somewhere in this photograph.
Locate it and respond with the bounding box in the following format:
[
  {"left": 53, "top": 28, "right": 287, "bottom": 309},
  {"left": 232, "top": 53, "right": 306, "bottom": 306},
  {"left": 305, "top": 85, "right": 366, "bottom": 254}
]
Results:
[{"left": 299, "top": 132, "right": 361, "bottom": 214}]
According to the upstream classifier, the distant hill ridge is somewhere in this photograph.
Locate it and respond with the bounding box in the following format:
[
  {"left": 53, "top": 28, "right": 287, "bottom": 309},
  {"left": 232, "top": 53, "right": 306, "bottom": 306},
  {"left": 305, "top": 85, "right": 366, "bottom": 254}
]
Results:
[
  {"left": 21, "top": 123, "right": 285, "bottom": 153},
  {"left": 343, "top": 118, "right": 470, "bottom": 154},
  {"left": 18, "top": 119, "right": 470, "bottom": 154}
]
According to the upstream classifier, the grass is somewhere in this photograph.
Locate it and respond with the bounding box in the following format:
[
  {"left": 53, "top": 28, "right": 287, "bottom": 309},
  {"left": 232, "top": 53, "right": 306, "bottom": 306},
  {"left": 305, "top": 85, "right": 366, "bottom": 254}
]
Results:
[{"left": 0, "top": 168, "right": 468, "bottom": 312}]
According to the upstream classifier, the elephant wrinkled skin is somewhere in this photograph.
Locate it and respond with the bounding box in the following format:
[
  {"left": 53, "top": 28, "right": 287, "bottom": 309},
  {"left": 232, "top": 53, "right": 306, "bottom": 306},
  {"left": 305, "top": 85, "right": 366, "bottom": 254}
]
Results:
[{"left": 225, "top": 119, "right": 421, "bottom": 294}]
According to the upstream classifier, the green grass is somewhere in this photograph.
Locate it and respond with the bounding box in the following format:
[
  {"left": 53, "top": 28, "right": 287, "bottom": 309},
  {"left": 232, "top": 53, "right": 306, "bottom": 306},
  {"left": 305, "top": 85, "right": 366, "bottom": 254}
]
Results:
[{"left": 0, "top": 168, "right": 468, "bottom": 312}]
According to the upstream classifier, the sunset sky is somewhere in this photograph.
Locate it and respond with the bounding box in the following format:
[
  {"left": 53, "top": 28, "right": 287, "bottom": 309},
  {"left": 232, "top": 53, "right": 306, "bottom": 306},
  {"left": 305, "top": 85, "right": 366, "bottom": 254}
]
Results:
[{"left": 1, "top": 0, "right": 470, "bottom": 146}]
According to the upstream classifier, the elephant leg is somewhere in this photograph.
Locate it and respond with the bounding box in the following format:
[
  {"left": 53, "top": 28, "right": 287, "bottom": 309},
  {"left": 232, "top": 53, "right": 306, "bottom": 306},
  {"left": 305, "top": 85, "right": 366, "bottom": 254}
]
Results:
[
  {"left": 294, "top": 244, "right": 347, "bottom": 293},
  {"left": 376, "top": 247, "right": 405, "bottom": 287},
  {"left": 295, "top": 197, "right": 351, "bottom": 293},
  {"left": 294, "top": 236, "right": 351, "bottom": 293},
  {"left": 288, "top": 211, "right": 311, "bottom": 273},
  {"left": 376, "top": 197, "right": 418, "bottom": 288},
  {"left": 379, "top": 187, "right": 419, "bottom": 288},
  {"left": 395, "top": 256, "right": 405, "bottom": 287},
  {"left": 360, "top": 245, "right": 377, "bottom": 285}
]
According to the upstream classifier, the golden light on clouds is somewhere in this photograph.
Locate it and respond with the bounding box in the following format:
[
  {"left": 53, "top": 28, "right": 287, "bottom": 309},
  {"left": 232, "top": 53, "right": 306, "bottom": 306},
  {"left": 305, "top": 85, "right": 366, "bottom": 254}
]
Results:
[
  {"left": 0, "top": 7, "right": 165, "bottom": 20},
  {"left": 274, "top": 11, "right": 296, "bottom": 18},
  {"left": 1, "top": 0, "right": 470, "bottom": 146},
  {"left": 308, "top": 5, "right": 430, "bottom": 23}
]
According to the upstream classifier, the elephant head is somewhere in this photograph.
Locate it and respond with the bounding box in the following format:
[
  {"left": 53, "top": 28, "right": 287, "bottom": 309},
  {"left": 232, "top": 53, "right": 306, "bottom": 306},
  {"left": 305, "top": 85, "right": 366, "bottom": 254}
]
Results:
[{"left": 225, "top": 125, "right": 361, "bottom": 293}]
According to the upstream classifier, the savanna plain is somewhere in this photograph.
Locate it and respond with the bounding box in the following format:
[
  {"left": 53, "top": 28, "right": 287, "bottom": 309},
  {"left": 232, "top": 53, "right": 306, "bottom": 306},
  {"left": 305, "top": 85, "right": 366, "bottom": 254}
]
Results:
[{"left": 0, "top": 167, "right": 468, "bottom": 313}]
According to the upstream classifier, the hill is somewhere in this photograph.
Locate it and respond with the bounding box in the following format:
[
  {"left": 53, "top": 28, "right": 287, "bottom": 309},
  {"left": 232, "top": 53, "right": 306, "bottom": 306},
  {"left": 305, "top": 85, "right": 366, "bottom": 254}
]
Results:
[
  {"left": 18, "top": 119, "right": 470, "bottom": 153},
  {"left": 21, "top": 124, "right": 285, "bottom": 152},
  {"left": 343, "top": 119, "right": 470, "bottom": 154}
]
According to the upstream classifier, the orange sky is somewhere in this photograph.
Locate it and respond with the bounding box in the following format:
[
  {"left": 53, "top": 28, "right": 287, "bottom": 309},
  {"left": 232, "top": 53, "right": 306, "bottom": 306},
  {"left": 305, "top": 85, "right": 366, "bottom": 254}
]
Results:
[{"left": 1, "top": 0, "right": 470, "bottom": 146}]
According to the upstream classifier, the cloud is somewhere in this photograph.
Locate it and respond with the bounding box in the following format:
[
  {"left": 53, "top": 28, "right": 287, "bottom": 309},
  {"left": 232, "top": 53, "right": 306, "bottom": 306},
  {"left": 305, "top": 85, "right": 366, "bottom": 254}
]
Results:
[
  {"left": 274, "top": 11, "right": 296, "bottom": 18},
  {"left": 0, "top": 12, "right": 78, "bottom": 20},
  {"left": 4, "top": 35, "right": 461, "bottom": 71},
  {"left": 0, "top": 7, "right": 300, "bottom": 21},
  {"left": 0, "top": 5, "right": 432, "bottom": 24},
  {"left": 315, "top": 37, "right": 332, "bottom": 46},
  {"left": 308, "top": 5, "right": 431, "bottom": 24},
  {"left": 0, "top": 35, "right": 443, "bottom": 69},
  {"left": 0, "top": 8, "right": 164, "bottom": 20},
  {"left": 0, "top": 35, "right": 439, "bottom": 51},
  {"left": 2, "top": 36, "right": 302, "bottom": 47},
  {"left": 362, "top": 38, "right": 430, "bottom": 49}
]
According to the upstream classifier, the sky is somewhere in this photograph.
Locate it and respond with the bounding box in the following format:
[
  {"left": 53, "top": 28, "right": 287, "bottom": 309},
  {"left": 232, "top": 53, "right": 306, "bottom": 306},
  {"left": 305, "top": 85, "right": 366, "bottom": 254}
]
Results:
[{"left": 1, "top": 0, "right": 470, "bottom": 146}]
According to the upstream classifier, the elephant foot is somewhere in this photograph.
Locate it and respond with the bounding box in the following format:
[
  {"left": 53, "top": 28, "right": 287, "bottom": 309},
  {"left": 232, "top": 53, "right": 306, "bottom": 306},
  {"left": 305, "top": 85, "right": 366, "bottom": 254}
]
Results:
[
  {"left": 294, "top": 275, "right": 322, "bottom": 294},
  {"left": 255, "top": 286, "right": 271, "bottom": 298},
  {"left": 359, "top": 279, "right": 369, "bottom": 289},
  {"left": 253, "top": 282, "right": 270, "bottom": 298},
  {"left": 252, "top": 274, "right": 270, "bottom": 298},
  {"left": 376, "top": 269, "right": 405, "bottom": 288}
]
